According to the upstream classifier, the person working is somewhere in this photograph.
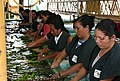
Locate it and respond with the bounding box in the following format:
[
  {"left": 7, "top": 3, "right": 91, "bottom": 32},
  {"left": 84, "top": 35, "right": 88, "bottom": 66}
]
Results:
[
  {"left": 51, "top": 15, "right": 96, "bottom": 80},
  {"left": 71, "top": 19, "right": 120, "bottom": 81},
  {"left": 37, "top": 15, "right": 71, "bottom": 61}
]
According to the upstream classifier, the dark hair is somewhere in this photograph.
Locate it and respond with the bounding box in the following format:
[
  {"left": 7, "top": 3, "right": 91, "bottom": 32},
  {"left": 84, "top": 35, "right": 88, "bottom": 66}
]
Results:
[
  {"left": 36, "top": 10, "right": 43, "bottom": 18},
  {"left": 24, "top": 9, "right": 29, "bottom": 15},
  {"left": 32, "top": 10, "right": 37, "bottom": 15},
  {"left": 95, "top": 19, "right": 117, "bottom": 37},
  {"left": 19, "top": 7, "right": 24, "bottom": 12},
  {"left": 41, "top": 10, "right": 52, "bottom": 17},
  {"left": 46, "top": 14, "right": 69, "bottom": 33},
  {"left": 73, "top": 15, "right": 95, "bottom": 31}
]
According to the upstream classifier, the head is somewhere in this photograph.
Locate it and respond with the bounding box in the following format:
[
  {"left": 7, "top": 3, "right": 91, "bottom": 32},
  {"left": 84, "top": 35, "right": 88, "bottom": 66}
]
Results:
[
  {"left": 36, "top": 11, "right": 42, "bottom": 19},
  {"left": 32, "top": 10, "right": 37, "bottom": 20},
  {"left": 40, "top": 10, "right": 52, "bottom": 23},
  {"left": 73, "top": 15, "right": 95, "bottom": 39},
  {"left": 36, "top": 11, "right": 43, "bottom": 22},
  {"left": 94, "top": 19, "right": 117, "bottom": 49},
  {"left": 22, "top": 9, "right": 29, "bottom": 16},
  {"left": 19, "top": 7, "right": 24, "bottom": 13},
  {"left": 46, "top": 14, "right": 65, "bottom": 36}
]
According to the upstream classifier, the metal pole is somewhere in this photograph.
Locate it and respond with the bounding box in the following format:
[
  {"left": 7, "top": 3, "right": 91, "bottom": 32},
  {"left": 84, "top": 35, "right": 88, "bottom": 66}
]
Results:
[
  {"left": 0, "top": 0, "right": 7, "bottom": 81},
  {"left": 28, "top": 0, "right": 29, "bottom": 9}
]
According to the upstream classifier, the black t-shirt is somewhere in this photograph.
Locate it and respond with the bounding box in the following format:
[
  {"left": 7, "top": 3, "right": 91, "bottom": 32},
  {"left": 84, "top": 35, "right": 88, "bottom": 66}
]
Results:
[
  {"left": 22, "top": 15, "right": 29, "bottom": 23},
  {"left": 88, "top": 43, "right": 120, "bottom": 81},
  {"left": 65, "top": 35, "right": 96, "bottom": 66},
  {"left": 48, "top": 31, "right": 70, "bottom": 52},
  {"left": 31, "top": 21, "right": 39, "bottom": 32},
  {"left": 47, "top": 32, "right": 53, "bottom": 40}
]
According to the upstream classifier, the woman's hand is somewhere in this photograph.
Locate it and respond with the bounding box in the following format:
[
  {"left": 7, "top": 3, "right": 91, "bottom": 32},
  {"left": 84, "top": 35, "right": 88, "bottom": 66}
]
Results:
[
  {"left": 38, "top": 52, "right": 44, "bottom": 60},
  {"left": 51, "top": 73, "right": 59, "bottom": 79},
  {"left": 51, "top": 60, "right": 60, "bottom": 69},
  {"left": 27, "top": 42, "right": 35, "bottom": 48},
  {"left": 70, "top": 78, "right": 78, "bottom": 81}
]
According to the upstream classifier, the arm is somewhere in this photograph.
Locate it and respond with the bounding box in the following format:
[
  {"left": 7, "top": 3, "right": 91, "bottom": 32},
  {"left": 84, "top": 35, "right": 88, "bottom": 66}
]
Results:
[
  {"left": 51, "top": 49, "right": 67, "bottom": 69},
  {"left": 54, "top": 52, "right": 61, "bottom": 61},
  {"left": 100, "top": 77, "right": 115, "bottom": 81},
  {"left": 52, "top": 63, "right": 82, "bottom": 78},
  {"left": 38, "top": 47, "right": 51, "bottom": 60},
  {"left": 43, "top": 24, "right": 50, "bottom": 36},
  {"left": 28, "top": 31, "right": 37, "bottom": 38},
  {"left": 19, "top": 22, "right": 31, "bottom": 27},
  {"left": 70, "top": 66, "right": 88, "bottom": 81},
  {"left": 67, "top": 36, "right": 73, "bottom": 44},
  {"left": 27, "top": 35, "right": 48, "bottom": 48},
  {"left": 25, "top": 29, "right": 34, "bottom": 36},
  {"left": 39, "top": 52, "right": 59, "bottom": 61},
  {"left": 38, "top": 47, "right": 51, "bottom": 54},
  {"left": 60, "top": 63, "right": 83, "bottom": 77}
]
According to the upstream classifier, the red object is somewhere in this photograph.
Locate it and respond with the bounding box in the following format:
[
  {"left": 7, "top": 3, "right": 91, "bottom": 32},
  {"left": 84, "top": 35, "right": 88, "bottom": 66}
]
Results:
[
  {"left": 116, "top": 22, "right": 120, "bottom": 38},
  {"left": 43, "top": 24, "right": 50, "bottom": 36}
]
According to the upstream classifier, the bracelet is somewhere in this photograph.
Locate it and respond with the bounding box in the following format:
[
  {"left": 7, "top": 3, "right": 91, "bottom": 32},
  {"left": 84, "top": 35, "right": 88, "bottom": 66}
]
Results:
[{"left": 58, "top": 73, "right": 62, "bottom": 78}]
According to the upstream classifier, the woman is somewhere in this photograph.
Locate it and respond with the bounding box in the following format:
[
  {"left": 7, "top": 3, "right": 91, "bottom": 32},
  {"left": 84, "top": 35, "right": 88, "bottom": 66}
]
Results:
[
  {"left": 24, "top": 10, "right": 39, "bottom": 36},
  {"left": 71, "top": 19, "right": 120, "bottom": 81},
  {"left": 37, "top": 14, "right": 71, "bottom": 61},
  {"left": 51, "top": 15, "right": 96, "bottom": 80},
  {"left": 27, "top": 10, "right": 53, "bottom": 41}
]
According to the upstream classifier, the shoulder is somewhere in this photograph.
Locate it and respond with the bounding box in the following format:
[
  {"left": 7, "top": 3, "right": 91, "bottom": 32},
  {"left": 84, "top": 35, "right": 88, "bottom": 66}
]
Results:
[
  {"left": 34, "top": 21, "right": 39, "bottom": 24},
  {"left": 62, "top": 31, "right": 70, "bottom": 36},
  {"left": 66, "top": 35, "right": 78, "bottom": 47},
  {"left": 44, "top": 24, "right": 50, "bottom": 28},
  {"left": 110, "top": 43, "right": 120, "bottom": 60},
  {"left": 67, "top": 36, "right": 74, "bottom": 44},
  {"left": 72, "top": 35, "right": 79, "bottom": 40},
  {"left": 44, "top": 24, "right": 50, "bottom": 27},
  {"left": 87, "top": 35, "right": 96, "bottom": 43},
  {"left": 84, "top": 35, "right": 96, "bottom": 47},
  {"left": 69, "top": 35, "right": 79, "bottom": 43},
  {"left": 47, "top": 32, "right": 53, "bottom": 39}
]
